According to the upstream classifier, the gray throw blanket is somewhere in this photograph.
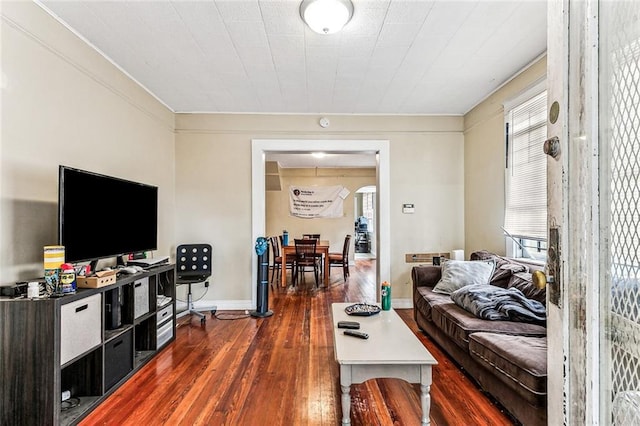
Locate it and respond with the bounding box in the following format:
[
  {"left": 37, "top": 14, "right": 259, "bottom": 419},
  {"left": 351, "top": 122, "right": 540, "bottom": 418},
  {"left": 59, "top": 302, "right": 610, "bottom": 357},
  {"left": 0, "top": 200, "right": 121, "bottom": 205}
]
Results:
[{"left": 450, "top": 284, "right": 546, "bottom": 325}]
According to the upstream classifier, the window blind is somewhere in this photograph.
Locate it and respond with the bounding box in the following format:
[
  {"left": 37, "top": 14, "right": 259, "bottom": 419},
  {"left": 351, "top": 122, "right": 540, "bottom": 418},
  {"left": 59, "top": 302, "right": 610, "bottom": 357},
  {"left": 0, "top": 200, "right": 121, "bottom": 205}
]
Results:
[{"left": 504, "top": 90, "right": 548, "bottom": 240}]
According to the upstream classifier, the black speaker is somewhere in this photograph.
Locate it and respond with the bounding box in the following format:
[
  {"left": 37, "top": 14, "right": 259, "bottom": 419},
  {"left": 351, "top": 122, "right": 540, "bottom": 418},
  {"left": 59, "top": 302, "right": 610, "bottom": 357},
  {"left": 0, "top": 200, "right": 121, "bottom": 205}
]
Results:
[{"left": 105, "top": 287, "right": 122, "bottom": 330}]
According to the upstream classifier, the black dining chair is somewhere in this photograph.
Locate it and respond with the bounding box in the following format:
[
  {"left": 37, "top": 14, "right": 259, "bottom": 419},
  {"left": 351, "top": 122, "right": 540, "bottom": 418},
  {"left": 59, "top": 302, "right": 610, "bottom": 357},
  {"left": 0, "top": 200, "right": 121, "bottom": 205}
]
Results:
[
  {"left": 302, "top": 234, "right": 323, "bottom": 277},
  {"left": 293, "top": 238, "right": 322, "bottom": 287}
]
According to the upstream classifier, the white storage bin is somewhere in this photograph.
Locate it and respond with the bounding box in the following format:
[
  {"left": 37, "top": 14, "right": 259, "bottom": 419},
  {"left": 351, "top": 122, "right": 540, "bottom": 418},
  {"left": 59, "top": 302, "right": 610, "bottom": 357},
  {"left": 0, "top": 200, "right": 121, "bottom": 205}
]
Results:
[
  {"left": 156, "top": 303, "right": 173, "bottom": 325},
  {"left": 134, "top": 277, "right": 150, "bottom": 319},
  {"left": 60, "top": 293, "right": 102, "bottom": 365},
  {"left": 157, "top": 319, "right": 174, "bottom": 348}
]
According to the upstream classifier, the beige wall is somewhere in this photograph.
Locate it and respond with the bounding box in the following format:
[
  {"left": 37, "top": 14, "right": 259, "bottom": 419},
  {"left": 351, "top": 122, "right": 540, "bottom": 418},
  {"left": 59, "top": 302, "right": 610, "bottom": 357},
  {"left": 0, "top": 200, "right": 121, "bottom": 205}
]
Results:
[
  {"left": 0, "top": 3, "right": 175, "bottom": 283},
  {"left": 463, "top": 56, "right": 547, "bottom": 256},
  {"left": 266, "top": 167, "right": 376, "bottom": 261},
  {"left": 175, "top": 114, "right": 464, "bottom": 304}
]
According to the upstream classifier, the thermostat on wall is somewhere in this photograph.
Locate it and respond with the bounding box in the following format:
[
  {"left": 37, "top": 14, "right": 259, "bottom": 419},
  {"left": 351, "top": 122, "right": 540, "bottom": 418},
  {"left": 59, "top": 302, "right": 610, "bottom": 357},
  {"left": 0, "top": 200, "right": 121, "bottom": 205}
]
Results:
[{"left": 402, "top": 203, "right": 415, "bottom": 214}]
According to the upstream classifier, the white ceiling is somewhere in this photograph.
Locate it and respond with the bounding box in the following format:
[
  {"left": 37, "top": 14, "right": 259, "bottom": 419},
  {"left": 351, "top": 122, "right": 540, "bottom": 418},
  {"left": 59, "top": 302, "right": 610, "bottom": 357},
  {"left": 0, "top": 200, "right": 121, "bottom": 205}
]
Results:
[{"left": 39, "top": 0, "right": 547, "bottom": 116}]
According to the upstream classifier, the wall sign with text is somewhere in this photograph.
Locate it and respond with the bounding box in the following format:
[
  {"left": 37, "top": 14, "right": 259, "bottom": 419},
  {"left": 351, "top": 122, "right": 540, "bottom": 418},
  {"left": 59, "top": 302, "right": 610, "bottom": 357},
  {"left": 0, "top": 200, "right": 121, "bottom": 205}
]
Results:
[{"left": 289, "top": 185, "right": 350, "bottom": 219}]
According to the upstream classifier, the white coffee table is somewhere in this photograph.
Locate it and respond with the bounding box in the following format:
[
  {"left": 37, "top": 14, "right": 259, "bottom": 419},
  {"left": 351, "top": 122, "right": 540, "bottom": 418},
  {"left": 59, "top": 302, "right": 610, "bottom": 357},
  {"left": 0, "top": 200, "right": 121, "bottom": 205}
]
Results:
[{"left": 331, "top": 303, "right": 438, "bottom": 425}]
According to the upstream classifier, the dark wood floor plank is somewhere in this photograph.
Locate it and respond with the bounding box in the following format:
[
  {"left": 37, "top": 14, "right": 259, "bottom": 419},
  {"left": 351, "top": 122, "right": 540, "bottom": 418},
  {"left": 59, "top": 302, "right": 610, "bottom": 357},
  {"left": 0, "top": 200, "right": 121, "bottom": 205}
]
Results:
[{"left": 81, "top": 259, "right": 514, "bottom": 426}]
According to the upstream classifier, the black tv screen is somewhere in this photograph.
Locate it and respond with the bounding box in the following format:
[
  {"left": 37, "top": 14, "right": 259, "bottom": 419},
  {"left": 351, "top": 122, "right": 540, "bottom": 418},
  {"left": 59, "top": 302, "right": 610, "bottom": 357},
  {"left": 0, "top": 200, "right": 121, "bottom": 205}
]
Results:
[{"left": 59, "top": 166, "right": 158, "bottom": 263}]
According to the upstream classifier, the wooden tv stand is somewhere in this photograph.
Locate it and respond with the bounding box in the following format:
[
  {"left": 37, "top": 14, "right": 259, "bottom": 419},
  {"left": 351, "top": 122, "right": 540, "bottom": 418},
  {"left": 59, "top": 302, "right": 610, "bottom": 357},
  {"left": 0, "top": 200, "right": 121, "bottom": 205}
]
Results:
[{"left": 0, "top": 264, "right": 176, "bottom": 425}]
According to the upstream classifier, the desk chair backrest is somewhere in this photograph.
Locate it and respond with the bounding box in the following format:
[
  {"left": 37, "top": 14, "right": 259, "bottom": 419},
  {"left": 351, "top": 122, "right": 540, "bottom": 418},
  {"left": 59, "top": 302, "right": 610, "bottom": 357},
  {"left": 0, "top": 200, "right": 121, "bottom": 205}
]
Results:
[{"left": 176, "top": 244, "right": 212, "bottom": 283}]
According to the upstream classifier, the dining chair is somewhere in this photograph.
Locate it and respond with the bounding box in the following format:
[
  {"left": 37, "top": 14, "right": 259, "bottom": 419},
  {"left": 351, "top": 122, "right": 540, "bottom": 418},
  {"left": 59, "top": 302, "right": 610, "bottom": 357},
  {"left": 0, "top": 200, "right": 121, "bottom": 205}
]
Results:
[
  {"left": 269, "top": 236, "right": 293, "bottom": 286},
  {"left": 293, "top": 238, "right": 321, "bottom": 287},
  {"left": 329, "top": 234, "right": 352, "bottom": 281},
  {"left": 302, "top": 234, "right": 323, "bottom": 276}
]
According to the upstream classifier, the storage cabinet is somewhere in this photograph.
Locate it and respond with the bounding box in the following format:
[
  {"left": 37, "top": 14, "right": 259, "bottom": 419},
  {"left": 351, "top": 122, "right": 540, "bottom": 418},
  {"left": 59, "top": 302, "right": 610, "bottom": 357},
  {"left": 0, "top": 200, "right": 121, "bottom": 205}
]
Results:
[{"left": 0, "top": 264, "right": 175, "bottom": 426}]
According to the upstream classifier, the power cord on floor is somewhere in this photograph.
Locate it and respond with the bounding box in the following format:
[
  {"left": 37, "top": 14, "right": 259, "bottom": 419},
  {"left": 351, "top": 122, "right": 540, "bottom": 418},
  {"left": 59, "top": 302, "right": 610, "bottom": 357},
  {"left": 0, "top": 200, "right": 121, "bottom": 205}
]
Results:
[
  {"left": 177, "top": 288, "right": 252, "bottom": 320},
  {"left": 213, "top": 309, "right": 251, "bottom": 320},
  {"left": 60, "top": 397, "right": 81, "bottom": 411}
]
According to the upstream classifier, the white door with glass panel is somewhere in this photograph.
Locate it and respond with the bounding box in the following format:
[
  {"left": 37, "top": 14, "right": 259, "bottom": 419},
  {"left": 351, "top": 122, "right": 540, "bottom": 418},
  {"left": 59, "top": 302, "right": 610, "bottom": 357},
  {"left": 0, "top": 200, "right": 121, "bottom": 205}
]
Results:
[{"left": 547, "top": 0, "right": 640, "bottom": 423}]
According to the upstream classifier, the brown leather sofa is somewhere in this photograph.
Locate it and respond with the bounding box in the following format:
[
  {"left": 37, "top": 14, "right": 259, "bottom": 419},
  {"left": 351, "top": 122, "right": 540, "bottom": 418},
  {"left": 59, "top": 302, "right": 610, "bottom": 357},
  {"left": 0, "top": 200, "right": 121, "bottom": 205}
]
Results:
[{"left": 412, "top": 251, "right": 547, "bottom": 426}]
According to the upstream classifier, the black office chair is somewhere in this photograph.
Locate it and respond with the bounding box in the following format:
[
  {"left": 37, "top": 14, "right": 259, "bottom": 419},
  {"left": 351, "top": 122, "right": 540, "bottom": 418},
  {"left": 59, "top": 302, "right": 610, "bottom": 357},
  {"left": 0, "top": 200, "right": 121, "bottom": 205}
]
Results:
[{"left": 176, "top": 244, "right": 215, "bottom": 324}]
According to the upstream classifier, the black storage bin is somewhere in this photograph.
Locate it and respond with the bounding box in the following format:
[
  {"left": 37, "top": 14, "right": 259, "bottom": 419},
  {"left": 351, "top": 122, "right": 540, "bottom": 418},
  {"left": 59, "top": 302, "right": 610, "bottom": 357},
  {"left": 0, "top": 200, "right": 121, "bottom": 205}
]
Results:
[{"left": 104, "top": 330, "right": 133, "bottom": 390}]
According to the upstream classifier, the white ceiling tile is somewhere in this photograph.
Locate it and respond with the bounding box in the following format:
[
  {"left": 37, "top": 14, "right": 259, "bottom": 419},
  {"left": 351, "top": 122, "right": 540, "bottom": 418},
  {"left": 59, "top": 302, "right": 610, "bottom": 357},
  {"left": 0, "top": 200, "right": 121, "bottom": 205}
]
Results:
[
  {"left": 369, "top": 46, "right": 409, "bottom": 70},
  {"left": 417, "top": 1, "right": 475, "bottom": 38},
  {"left": 339, "top": 36, "right": 378, "bottom": 57},
  {"left": 273, "top": 55, "right": 306, "bottom": 73},
  {"left": 261, "top": 1, "right": 305, "bottom": 35},
  {"left": 306, "top": 53, "right": 339, "bottom": 71},
  {"left": 226, "top": 21, "right": 269, "bottom": 47},
  {"left": 215, "top": 0, "right": 263, "bottom": 22},
  {"left": 235, "top": 45, "right": 274, "bottom": 67},
  {"left": 268, "top": 34, "right": 305, "bottom": 53},
  {"left": 377, "top": 22, "right": 423, "bottom": 47},
  {"left": 342, "top": 5, "right": 387, "bottom": 36},
  {"left": 385, "top": 0, "right": 435, "bottom": 23}
]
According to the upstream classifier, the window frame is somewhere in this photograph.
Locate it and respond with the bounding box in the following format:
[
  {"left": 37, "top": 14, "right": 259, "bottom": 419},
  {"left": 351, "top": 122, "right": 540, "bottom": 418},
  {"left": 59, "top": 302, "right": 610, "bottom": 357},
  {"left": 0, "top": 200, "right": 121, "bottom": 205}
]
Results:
[{"left": 503, "top": 79, "right": 548, "bottom": 261}]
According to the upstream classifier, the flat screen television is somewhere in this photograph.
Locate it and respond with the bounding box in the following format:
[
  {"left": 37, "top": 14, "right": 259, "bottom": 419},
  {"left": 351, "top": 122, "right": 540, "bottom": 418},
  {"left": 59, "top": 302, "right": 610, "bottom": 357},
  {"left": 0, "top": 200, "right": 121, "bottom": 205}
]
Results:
[{"left": 58, "top": 166, "right": 158, "bottom": 263}]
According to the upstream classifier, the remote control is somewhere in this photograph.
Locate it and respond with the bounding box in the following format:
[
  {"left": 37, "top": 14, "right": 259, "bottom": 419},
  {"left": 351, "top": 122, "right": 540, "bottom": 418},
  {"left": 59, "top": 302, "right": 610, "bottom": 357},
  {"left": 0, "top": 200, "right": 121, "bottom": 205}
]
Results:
[
  {"left": 337, "top": 321, "right": 360, "bottom": 329},
  {"left": 344, "top": 330, "right": 369, "bottom": 339}
]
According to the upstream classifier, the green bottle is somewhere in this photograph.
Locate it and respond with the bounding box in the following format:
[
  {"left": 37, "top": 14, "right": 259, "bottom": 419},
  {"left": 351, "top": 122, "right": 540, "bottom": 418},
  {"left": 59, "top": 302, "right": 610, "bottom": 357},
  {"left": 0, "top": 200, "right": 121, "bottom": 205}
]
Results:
[{"left": 381, "top": 281, "right": 391, "bottom": 310}]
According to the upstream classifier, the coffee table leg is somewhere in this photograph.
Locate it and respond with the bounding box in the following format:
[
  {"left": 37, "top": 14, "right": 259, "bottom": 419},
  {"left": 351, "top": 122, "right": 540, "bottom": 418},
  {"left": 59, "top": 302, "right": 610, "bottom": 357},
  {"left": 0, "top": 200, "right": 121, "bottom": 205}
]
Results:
[
  {"left": 341, "top": 384, "right": 351, "bottom": 424},
  {"left": 420, "top": 383, "right": 430, "bottom": 425}
]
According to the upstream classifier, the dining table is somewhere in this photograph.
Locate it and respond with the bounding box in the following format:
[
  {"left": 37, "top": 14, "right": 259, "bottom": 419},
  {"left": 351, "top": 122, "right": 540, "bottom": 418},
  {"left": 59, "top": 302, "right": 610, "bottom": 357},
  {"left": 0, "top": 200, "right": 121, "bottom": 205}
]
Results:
[{"left": 281, "top": 240, "right": 330, "bottom": 288}]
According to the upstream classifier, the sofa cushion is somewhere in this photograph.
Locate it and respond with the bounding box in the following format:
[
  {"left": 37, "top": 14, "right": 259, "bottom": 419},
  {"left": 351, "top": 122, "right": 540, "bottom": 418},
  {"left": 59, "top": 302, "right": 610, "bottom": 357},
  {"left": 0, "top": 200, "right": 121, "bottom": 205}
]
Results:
[
  {"left": 414, "top": 285, "right": 454, "bottom": 322},
  {"left": 471, "top": 250, "right": 528, "bottom": 288},
  {"left": 431, "top": 303, "right": 547, "bottom": 351},
  {"left": 432, "top": 259, "right": 495, "bottom": 295},
  {"left": 469, "top": 332, "right": 547, "bottom": 406},
  {"left": 508, "top": 272, "right": 547, "bottom": 306}
]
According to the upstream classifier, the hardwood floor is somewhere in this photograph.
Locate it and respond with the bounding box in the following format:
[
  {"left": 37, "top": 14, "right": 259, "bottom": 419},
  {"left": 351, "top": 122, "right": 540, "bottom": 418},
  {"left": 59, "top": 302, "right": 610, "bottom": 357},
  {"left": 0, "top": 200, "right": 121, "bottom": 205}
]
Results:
[{"left": 81, "top": 260, "right": 515, "bottom": 426}]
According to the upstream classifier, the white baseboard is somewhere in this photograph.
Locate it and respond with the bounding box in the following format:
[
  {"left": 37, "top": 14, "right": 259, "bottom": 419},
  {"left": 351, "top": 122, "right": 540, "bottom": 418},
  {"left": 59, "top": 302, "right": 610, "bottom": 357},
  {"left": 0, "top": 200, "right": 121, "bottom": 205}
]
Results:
[
  {"left": 192, "top": 299, "right": 254, "bottom": 311},
  {"left": 391, "top": 298, "right": 413, "bottom": 309}
]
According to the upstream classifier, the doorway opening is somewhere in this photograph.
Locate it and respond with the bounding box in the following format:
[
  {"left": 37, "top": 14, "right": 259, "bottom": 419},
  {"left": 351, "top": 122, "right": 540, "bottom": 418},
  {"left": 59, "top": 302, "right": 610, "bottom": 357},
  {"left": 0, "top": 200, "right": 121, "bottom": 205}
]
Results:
[
  {"left": 251, "top": 139, "right": 390, "bottom": 308},
  {"left": 354, "top": 185, "right": 376, "bottom": 260}
]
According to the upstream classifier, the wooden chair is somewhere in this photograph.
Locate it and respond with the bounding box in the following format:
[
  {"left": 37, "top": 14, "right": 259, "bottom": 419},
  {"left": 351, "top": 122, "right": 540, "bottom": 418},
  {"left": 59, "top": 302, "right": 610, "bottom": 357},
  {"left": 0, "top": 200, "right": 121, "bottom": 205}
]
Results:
[
  {"left": 302, "top": 234, "right": 323, "bottom": 277},
  {"left": 269, "top": 236, "right": 293, "bottom": 286},
  {"left": 292, "top": 238, "right": 322, "bottom": 287},
  {"left": 329, "top": 235, "right": 351, "bottom": 281}
]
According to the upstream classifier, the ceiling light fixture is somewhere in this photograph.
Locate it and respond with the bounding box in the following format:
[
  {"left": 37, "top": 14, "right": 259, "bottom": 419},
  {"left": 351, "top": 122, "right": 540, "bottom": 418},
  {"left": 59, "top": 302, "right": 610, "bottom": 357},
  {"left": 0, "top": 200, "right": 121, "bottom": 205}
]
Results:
[
  {"left": 312, "top": 152, "right": 326, "bottom": 158},
  {"left": 300, "top": 0, "right": 354, "bottom": 35}
]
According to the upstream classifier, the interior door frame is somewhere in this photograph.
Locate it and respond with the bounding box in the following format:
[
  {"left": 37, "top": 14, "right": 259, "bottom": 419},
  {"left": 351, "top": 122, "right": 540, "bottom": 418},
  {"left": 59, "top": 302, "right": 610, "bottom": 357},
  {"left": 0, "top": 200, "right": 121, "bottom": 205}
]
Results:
[{"left": 251, "top": 139, "right": 390, "bottom": 307}]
